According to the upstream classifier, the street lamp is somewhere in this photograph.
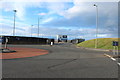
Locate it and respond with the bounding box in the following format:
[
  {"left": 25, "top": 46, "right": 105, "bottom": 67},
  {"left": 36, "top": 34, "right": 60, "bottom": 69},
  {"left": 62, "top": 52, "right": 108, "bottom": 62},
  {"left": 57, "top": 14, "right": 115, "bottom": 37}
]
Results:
[
  {"left": 13, "top": 10, "right": 17, "bottom": 36},
  {"left": 94, "top": 4, "right": 98, "bottom": 48},
  {"left": 37, "top": 17, "right": 43, "bottom": 37}
]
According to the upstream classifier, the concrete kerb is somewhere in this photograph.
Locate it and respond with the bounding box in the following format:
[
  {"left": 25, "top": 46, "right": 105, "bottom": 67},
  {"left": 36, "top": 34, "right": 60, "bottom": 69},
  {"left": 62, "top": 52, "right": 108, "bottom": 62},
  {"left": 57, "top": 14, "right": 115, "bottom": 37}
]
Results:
[
  {"left": 76, "top": 46, "right": 120, "bottom": 65},
  {"left": 76, "top": 46, "right": 111, "bottom": 52},
  {"left": 0, "top": 48, "right": 16, "bottom": 53}
]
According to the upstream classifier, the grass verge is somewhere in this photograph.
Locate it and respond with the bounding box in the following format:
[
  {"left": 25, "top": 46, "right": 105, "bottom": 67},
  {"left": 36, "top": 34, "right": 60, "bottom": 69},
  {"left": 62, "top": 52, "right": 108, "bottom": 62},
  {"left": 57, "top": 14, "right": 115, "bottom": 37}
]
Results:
[{"left": 77, "top": 38, "right": 119, "bottom": 50}]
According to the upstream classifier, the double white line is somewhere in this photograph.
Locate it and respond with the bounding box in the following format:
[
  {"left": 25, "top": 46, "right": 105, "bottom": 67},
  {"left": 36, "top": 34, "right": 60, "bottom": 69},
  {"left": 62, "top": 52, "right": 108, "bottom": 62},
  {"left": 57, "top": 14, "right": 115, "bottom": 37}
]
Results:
[{"left": 104, "top": 54, "right": 120, "bottom": 66}]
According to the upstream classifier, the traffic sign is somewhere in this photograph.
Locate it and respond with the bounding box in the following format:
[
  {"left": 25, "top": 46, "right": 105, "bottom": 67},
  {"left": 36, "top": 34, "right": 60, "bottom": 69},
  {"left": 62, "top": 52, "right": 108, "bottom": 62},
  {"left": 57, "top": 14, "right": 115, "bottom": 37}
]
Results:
[{"left": 112, "top": 41, "right": 118, "bottom": 46}]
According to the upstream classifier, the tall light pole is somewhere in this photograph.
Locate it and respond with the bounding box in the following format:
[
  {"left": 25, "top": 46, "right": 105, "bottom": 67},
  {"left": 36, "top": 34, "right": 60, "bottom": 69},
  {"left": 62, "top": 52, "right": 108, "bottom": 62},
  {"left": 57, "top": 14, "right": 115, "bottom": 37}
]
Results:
[
  {"left": 94, "top": 4, "right": 98, "bottom": 48},
  {"left": 13, "top": 10, "right": 17, "bottom": 36}
]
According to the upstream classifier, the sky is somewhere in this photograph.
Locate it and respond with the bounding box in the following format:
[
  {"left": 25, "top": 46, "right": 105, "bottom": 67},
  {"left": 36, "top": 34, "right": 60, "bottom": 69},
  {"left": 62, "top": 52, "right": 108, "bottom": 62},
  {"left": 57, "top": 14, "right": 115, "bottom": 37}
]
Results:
[{"left": 0, "top": 0, "right": 118, "bottom": 40}]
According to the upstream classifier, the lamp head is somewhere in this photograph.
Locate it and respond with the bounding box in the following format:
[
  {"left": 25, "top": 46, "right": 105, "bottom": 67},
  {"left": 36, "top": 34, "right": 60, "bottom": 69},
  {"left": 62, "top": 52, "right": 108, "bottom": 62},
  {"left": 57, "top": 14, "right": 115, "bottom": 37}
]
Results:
[
  {"left": 93, "top": 4, "right": 97, "bottom": 7},
  {"left": 13, "top": 10, "right": 17, "bottom": 12}
]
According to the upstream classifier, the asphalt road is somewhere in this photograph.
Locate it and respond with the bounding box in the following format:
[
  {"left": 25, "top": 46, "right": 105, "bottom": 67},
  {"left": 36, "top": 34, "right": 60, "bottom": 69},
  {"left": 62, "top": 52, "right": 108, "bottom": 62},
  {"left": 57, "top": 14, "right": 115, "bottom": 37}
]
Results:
[{"left": 2, "top": 43, "right": 118, "bottom": 78}]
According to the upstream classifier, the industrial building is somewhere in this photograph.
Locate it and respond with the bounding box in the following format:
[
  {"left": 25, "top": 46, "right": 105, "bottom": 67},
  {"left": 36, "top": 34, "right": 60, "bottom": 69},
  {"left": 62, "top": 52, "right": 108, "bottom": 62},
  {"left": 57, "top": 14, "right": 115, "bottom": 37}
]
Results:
[
  {"left": 57, "top": 35, "right": 67, "bottom": 42},
  {"left": 71, "top": 38, "right": 85, "bottom": 44},
  {"left": 1, "top": 36, "right": 54, "bottom": 45}
]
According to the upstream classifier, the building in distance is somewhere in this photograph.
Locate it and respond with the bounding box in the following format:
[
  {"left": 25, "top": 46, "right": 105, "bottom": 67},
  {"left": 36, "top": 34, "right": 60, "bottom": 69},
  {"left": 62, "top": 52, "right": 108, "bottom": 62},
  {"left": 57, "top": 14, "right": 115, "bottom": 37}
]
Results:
[{"left": 57, "top": 35, "right": 67, "bottom": 42}]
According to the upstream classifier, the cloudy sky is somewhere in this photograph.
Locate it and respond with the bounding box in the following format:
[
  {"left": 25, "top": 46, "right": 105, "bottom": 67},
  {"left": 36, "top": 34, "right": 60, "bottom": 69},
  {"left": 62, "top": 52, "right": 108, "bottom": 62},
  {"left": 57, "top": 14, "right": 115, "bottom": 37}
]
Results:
[{"left": 0, "top": 0, "right": 118, "bottom": 40}]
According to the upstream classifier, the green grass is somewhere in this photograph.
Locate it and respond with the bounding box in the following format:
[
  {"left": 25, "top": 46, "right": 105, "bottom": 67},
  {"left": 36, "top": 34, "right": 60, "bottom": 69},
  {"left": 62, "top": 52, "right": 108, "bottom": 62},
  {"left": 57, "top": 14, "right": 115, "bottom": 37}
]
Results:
[{"left": 77, "top": 38, "right": 119, "bottom": 49}]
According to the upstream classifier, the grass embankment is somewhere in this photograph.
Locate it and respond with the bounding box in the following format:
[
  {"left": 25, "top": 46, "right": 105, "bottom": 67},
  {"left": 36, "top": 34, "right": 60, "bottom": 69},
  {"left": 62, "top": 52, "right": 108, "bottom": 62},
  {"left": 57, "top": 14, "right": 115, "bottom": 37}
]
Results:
[{"left": 77, "top": 38, "right": 119, "bottom": 50}]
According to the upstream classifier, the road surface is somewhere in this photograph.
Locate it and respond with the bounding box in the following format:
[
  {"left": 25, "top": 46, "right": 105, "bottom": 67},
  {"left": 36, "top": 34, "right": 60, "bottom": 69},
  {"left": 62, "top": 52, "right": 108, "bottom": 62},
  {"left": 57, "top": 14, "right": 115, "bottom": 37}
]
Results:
[{"left": 2, "top": 43, "right": 118, "bottom": 78}]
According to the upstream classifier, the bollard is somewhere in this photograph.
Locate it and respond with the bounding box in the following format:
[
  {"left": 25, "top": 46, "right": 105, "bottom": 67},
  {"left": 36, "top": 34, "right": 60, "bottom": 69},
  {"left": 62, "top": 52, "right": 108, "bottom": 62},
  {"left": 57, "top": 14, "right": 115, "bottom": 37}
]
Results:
[{"left": 50, "top": 42, "right": 53, "bottom": 46}]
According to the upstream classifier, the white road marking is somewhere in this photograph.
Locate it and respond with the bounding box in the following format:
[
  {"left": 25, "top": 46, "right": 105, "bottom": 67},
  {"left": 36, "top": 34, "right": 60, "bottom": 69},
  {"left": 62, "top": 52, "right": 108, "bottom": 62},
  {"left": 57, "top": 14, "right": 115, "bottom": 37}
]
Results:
[
  {"left": 104, "top": 54, "right": 112, "bottom": 58},
  {"left": 117, "top": 63, "right": 120, "bottom": 66},
  {"left": 104, "top": 53, "right": 120, "bottom": 66},
  {"left": 104, "top": 54, "right": 116, "bottom": 61},
  {"left": 110, "top": 57, "right": 116, "bottom": 61}
]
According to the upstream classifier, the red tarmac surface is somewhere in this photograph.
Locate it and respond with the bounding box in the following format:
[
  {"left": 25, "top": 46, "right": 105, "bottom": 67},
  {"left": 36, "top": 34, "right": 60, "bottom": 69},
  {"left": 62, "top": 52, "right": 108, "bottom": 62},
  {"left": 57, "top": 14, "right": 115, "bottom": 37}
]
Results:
[{"left": 1, "top": 47, "right": 49, "bottom": 59}]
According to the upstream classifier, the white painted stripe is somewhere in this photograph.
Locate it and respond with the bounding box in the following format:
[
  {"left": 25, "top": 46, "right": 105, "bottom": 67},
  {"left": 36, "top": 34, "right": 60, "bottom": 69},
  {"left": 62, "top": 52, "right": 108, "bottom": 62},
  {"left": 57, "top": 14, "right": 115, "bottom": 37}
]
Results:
[
  {"left": 104, "top": 54, "right": 120, "bottom": 66},
  {"left": 104, "top": 54, "right": 112, "bottom": 58},
  {"left": 107, "top": 55, "right": 112, "bottom": 58},
  {"left": 117, "top": 63, "right": 120, "bottom": 66},
  {"left": 110, "top": 57, "right": 116, "bottom": 61}
]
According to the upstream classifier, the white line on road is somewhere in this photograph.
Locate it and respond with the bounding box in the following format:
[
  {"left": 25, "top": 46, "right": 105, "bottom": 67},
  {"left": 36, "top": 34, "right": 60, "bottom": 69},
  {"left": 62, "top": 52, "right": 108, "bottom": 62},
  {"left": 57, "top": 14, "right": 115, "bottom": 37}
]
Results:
[
  {"left": 104, "top": 54, "right": 117, "bottom": 61},
  {"left": 104, "top": 54, "right": 112, "bottom": 58},
  {"left": 110, "top": 57, "right": 116, "bottom": 61},
  {"left": 104, "top": 53, "right": 120, "bottom": 66},
  {"left": 117, "top": 63, "right": 120, "bottom": 66}
]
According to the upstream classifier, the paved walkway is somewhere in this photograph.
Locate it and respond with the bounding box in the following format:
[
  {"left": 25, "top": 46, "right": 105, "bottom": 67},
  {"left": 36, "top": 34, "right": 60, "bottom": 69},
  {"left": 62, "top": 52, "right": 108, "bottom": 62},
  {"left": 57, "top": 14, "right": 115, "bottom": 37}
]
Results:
[{"left": 1, "top": 47, "right": 48, "bottom": 59}]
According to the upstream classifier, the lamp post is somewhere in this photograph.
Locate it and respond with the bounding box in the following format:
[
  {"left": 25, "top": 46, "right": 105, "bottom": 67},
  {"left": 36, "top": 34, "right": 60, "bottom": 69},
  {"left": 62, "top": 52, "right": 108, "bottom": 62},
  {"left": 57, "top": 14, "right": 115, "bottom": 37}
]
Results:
[
  {"left": 13, "top": 10, "right": 17, "bottom": 36},
  {"left": 94, "top": 4, "right": 98, "bottom": 48},
  {"left": 38, "top": 17, "right": 43, "bottom": 37}
]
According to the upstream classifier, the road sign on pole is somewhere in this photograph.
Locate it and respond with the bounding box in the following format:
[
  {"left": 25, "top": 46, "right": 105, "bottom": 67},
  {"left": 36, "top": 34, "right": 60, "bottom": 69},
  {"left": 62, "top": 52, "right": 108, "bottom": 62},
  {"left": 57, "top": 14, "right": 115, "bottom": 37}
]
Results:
[
  {"left": 113, "top": 41, "right": 118, "bottom": 46},
  {"left": 112, "top": 41, "right": 118, "bottom": 55}
]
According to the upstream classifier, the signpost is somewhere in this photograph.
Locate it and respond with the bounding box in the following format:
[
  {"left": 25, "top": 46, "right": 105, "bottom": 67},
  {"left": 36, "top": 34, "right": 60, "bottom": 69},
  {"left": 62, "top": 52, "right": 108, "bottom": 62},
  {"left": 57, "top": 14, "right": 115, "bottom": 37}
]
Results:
[
  {"left": 5, "top": 38, "right": 8, "bottom": 49},
  {"left": 112, "top": 41, "right": 118, "bottom": 55}
]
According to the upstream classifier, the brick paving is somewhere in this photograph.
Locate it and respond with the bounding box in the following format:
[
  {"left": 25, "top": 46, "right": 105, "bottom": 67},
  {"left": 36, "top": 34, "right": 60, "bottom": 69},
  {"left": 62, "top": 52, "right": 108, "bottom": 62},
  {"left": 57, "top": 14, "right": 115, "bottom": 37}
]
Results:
[{"left": 1, "top": 47, "right": 48, "bottom": 59}]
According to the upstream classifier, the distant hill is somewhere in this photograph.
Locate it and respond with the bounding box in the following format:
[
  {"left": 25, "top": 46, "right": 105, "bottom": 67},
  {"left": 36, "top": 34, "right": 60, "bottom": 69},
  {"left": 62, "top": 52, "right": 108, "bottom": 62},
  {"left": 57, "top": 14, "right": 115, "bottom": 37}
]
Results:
[{"left": 77, "top": 38, "right": 119, "bottom": 49}]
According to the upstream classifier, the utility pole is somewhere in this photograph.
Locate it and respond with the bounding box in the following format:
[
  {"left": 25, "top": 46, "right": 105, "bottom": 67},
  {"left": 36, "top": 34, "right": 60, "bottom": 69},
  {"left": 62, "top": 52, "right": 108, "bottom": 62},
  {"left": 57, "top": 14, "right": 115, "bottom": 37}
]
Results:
[
  {"left": 13, "top": 10, "right": 17, "bottom": 36},
  {"left": 94, "top": 4, "right": 98, "bottom": 48}
]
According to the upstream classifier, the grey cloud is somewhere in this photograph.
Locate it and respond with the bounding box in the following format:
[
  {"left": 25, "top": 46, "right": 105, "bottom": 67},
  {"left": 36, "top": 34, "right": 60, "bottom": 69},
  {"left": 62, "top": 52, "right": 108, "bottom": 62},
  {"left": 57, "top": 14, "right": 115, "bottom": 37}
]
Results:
[{"left": 42, "top": 2, "right": 118, "bottom": 29}]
